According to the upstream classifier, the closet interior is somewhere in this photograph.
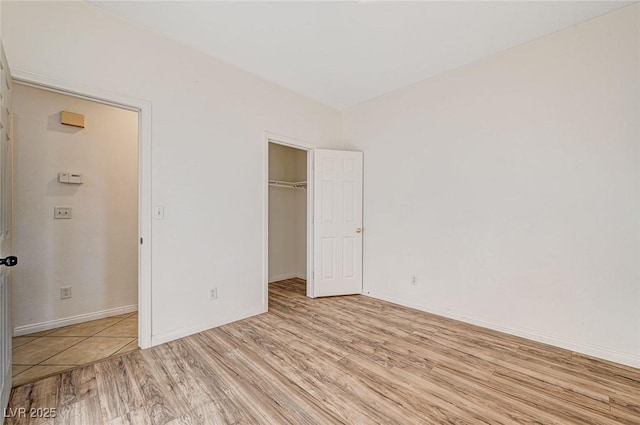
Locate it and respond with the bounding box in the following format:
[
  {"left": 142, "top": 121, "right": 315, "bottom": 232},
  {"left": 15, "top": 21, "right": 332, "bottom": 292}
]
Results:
[{"left": 268, "top": 143, "right": 307, "bottom": 285}]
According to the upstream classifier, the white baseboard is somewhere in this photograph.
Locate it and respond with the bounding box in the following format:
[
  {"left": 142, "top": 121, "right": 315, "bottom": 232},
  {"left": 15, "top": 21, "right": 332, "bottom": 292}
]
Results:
[
  {"left": 13, "top": 304, "right": 138, "bottom": 337},
  {"left": 365, "top": 290, "right": 640, "bottom": 369},
  {"left": 268, "top": 272, "right": 306, "bottom": 283},
  {"left": 269, "top": 272, "right": 296, "bottom": 283},
  {"left": 150, "top": 304, "right": 266, "bottom": 347}
]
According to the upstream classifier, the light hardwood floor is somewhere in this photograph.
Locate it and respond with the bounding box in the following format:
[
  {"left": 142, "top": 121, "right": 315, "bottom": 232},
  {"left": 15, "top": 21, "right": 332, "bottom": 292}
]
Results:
[{"left": 6, "top": 279, "right": 640, "bottom": 424}]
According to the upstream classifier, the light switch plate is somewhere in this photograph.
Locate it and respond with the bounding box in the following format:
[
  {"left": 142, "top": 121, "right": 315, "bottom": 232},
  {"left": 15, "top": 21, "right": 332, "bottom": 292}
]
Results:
[{"left": 153, "top": 205, "right": 164, "bottom": 220}]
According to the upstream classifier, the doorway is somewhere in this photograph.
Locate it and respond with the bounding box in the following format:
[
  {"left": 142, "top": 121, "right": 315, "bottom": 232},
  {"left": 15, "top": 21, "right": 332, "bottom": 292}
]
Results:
[
  {"left": 10, "top": 83, "right": 139, "bottom": 386},
  {"left": 8, "top": 71, "right": 152, "bottom": 354},
  {"left": 264, "top": 135, "right": 364, "bottom": 303},
  {"left": 267, "top": 140, "right": 312, "bottom": 297}
]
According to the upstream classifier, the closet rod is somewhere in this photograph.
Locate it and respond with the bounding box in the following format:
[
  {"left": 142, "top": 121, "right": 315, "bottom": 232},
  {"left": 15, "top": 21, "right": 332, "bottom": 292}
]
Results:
[{"left": 268, "top": 180, "right": 307, "bottom": 189}]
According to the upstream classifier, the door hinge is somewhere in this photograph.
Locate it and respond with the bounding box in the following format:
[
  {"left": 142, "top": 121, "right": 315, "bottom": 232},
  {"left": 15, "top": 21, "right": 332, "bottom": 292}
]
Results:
[{"left": 140, "top": 237, "right": 143, "bottom": 245}]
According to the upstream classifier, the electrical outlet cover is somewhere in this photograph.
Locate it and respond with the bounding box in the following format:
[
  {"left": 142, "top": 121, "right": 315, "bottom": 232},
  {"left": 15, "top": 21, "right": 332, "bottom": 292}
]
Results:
[
  {"left": 60, "top": 286, "right": 72, "bottom": 299},
  {"left": 54, "top": 207, "right": 72, "bottom": 219}
]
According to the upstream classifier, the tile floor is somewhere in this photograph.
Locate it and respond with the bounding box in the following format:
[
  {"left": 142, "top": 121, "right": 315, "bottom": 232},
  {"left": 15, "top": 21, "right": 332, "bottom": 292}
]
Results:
[{"left": 11, "top": 312, "right": 138, "bottom": 387}]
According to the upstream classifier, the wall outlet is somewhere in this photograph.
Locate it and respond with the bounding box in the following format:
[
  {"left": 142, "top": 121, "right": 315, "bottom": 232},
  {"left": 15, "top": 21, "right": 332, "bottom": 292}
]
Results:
[
  {"left": 60, "top": 286, "right": 72, "bottom": 299},
  {"left": 210, "top": 288, "right": 217, "bottom": 301},
  {"left": 411, "top": 275, "right": 418, "bottom": 286},
  {"left": 54, "top": 207, "right": 72, "bottom": 219}
]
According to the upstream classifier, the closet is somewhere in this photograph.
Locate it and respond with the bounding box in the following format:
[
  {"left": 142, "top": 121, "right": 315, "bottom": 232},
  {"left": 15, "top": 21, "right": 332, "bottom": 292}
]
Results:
[{"left": 268, "top": 143, "right": 307, "bottom": 283}]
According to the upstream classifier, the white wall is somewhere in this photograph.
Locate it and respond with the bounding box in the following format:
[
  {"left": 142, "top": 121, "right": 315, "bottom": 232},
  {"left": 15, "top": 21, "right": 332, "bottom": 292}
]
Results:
[
  {"left": 2, "top": 1, "right": 342, "bottom": 343},
  {"left": 343, "top": 4, "right": 640, "bottom": 367},
  {"left": 268, "top": 143, "right": 307, "bottom": 282},
  {"left": 12, "top": 84, "right": 138, "bottom": 331}
]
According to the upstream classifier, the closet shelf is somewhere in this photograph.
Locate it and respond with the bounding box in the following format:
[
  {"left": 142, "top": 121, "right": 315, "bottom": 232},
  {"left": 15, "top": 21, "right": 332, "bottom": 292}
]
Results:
[{"left": 269, "top": 180, "right": 307, "bottom": 189}]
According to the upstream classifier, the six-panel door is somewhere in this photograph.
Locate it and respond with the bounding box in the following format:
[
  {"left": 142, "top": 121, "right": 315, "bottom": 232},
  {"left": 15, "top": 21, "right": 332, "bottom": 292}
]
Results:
[{"left": 312, "top": 149, "right": 363, "bottom": 297}]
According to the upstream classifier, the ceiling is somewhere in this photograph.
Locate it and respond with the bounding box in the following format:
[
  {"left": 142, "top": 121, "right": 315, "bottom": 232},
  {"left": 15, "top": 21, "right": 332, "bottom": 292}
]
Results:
[{"left": 90, "top": 1, "right": 633, "bottom": 110}]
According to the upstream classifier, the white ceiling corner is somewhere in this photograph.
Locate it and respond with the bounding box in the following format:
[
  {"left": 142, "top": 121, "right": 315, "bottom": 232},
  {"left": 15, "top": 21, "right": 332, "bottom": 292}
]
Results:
[{"left": 89, "top": 1, "right": 634, "bottom": 110}]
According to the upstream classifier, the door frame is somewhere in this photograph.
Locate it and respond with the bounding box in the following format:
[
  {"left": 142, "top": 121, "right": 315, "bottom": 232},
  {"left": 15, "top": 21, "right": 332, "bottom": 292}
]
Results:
[
  {"left": 11, "top": 69, "right": 153, "bottom": 349},
  {"left": 263, "top": 132, "right": 315, "bottom": 305}
]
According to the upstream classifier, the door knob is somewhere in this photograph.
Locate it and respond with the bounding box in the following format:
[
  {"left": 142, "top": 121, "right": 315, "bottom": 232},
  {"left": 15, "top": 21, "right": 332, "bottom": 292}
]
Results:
[
  {"left": 0, "top": 256, "right": 17, "bottom": 267},
  {"left": 356, "top": 228, "right": 362, "bottom": 234}
]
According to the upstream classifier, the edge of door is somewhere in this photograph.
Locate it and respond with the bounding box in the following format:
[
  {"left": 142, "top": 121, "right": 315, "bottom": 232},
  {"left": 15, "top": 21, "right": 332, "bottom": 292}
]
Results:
[
  {"left": 306, "top": 149, "right": 315, "bottom": 298},
  {"left": 11, "top": 68, "right": 153, "bottom": 349},
  {"left": 263, "top": 132, "right": 316, "bottom": 308}
]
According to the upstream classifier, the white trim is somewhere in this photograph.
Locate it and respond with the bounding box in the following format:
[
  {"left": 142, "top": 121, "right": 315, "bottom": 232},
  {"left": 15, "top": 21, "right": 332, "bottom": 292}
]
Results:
[
  {"left": 365, "top": 290, "right": 640, "bottom": 369},
  {"left": 265, "top": 131, "right": 316, "bottom": 150},
  {"left": 1, "top": 272, "right": 10, "bottom": 416},
  {"left": 306, "top": 149, "right": 315, "bottom": 298},
  {"left": 13, "top": 304, "right": 137, "bottom": 337},
  {"left": 263, "top": 133, "right": 315, "bottom": 307},
  {"left": 268, "top": 273, "right": 297, "bottom": 283},
  {"left": 151, "top": 305, "right": 265, "bottom": 346},
  {"left": 10, "top": 68, "right": 153, "bottom": 349},
  {"left": 0, "top": 366, "right": 9, "bottom": 415},
  {"left": 268, "top": 272, "right": 306, "bottom": 284},
  {"left": 14, "top": 80, "right": 139, "bottom": 112}
]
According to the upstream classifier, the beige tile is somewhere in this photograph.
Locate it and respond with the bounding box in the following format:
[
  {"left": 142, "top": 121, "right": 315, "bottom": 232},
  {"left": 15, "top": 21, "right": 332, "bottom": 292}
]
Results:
[
  {"left": 47, "top": 318, "right": 122, "bottom": 337},
  {"left": 12, "top": 336, "right": 39, "bottom": 348},
  {"left": 12, "top": 365, "right": 32, "bottom": 377},
  {"left": 42, "top": 337, "right": 133, "bottom": 366},
  {"left": 111, "top": 339, "right": 138, "bottom": 356},
  {"left": 97, "top": 318, "right": 137, "bottom": 338},
  {"left": 12, "top": 365, "right": 71, "bottom": 387},
  {"left": 12, "top": 337, "right": 85, "bottom": 365}
]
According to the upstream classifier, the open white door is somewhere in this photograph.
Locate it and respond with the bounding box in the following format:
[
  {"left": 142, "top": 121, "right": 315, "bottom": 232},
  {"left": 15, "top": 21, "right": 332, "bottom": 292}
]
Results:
[
  {"left": 311, "top": 149, "right": 363, "bottom": 297},
  {"left": 0, "top": 42, "right": 14, "bottom": 413}
]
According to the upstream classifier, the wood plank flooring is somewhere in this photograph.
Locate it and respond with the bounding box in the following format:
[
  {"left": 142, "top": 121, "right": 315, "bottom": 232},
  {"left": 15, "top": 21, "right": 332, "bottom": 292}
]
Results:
[{"left": 5, "top": 279, "right": 640, "bottom": 424}]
